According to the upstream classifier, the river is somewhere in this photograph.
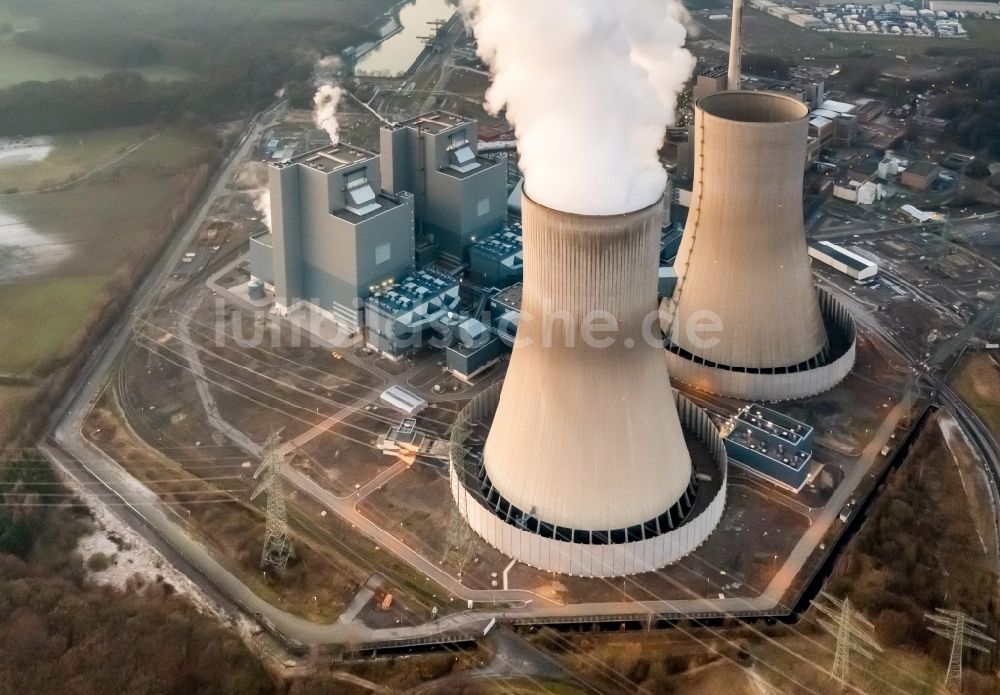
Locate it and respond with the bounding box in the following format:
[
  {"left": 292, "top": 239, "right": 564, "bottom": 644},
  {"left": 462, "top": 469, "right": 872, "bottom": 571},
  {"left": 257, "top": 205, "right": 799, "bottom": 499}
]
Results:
[{"left": 356, "top": 0, "right": 456, "bottom": 78}]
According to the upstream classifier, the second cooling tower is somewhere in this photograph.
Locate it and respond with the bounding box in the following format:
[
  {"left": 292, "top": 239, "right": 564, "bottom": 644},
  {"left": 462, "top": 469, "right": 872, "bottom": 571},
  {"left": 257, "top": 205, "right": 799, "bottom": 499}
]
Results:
[{"left": 664, "top": 91, "right": 856, "bottom": 401}]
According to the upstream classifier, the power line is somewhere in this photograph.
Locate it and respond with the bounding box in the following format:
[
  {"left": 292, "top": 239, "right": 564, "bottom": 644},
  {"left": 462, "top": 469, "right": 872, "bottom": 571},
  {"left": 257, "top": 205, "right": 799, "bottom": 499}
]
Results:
[
  {"left": 926, "top": 608, "right": 996, "bottom": 693},
  {"left": 811, "top": 592, "right": 883, "bottom": 690}
]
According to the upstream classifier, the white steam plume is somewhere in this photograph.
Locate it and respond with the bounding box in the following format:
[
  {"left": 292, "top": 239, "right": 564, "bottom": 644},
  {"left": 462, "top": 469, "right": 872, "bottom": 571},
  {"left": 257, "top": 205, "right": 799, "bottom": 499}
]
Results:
[
  {"left": 461, "top": 0, "right": 696, "bottom": 216},
  {"left": 253, "top": 189, "right": 272, "bottom": 230},
  {"left": 313, "top": 56, "right": 344, "bottom": 143},
  {"left": 314, "top": 85, "right": 344, "bottom": 143}
]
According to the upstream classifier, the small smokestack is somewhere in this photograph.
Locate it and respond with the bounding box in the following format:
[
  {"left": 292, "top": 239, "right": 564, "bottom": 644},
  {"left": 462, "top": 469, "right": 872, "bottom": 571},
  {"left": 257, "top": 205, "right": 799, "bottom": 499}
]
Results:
[{"left": 728, "top": 0, "right": 743, "bottom": 91}]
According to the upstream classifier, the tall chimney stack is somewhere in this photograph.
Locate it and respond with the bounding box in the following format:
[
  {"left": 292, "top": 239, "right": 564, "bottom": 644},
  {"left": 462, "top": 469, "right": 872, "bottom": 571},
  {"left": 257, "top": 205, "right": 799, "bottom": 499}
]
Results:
[{"left": 728, "top": 0, "right": 744, "bottom": 91}]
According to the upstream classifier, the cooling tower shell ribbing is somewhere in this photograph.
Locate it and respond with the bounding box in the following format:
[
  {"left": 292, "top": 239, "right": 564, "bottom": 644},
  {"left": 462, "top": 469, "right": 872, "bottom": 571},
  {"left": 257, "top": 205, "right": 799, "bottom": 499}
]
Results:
[
  {"left": 447, "top": 195, "right": 726, "bottom": 577},
  {"left": 665, "top": 91, "right": 856, "bottom": 401},
  {"left": 486, "top": 196, "right": 692, "bottom": 532}
]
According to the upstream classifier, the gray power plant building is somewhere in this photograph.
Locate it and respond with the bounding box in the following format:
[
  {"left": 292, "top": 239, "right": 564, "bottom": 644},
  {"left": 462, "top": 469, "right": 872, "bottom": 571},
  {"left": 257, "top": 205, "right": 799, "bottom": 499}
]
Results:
[
  {"left": 380, "top": 111, "right": 507, "bottom": 264},
  {"left": 250, "top": 144, "right": 415, "bottom": 331}
]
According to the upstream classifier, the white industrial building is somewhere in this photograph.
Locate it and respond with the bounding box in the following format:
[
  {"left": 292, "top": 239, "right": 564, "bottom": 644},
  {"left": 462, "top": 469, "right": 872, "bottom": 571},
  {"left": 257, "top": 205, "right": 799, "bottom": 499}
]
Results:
[
  {"left": 928, "top": 0, "right": 1000, "bottom": 14},
  {"left": 834, "top": 179, "right": 881, "bottom": 205},
  {"left": 379, "top": 386, "right": 427, "bottom": 415},
  {"left": 809, "top": 242, "right": 879, "bottom": 281}
]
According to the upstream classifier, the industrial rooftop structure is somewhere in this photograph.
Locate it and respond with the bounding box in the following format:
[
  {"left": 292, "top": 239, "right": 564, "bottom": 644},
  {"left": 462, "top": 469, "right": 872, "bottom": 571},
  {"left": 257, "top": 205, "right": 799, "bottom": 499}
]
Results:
[
  {"left": 365, "top": 268, "right": 461, "bottom": 356},
  {"left": 469, "top": 227, "right": 524, "bottom": 288},
  {"left": 724, "top": 405, "right": 815, "bottom": 491}
]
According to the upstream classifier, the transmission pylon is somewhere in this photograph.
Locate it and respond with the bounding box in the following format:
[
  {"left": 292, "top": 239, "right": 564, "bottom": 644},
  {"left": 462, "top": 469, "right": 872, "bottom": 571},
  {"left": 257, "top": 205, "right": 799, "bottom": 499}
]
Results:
[
  {"left": 926, "top": 608, "right": 996, "bottom": 693},
  {"left": 811, "top": 592, "right": 883, "bottom": 690},
  {"left": 251, "top": 431, "right": 295, "bottom": 572}
]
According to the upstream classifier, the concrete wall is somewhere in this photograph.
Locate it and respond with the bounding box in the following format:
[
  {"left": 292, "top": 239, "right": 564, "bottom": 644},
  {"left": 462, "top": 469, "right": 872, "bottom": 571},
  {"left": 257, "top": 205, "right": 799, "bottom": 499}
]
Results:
[
  {"left": 380, "top": 127, "right": 413, "bottom": 196},
  {"left": 248, "top": 233, "right": 274, "bottom": 287}
]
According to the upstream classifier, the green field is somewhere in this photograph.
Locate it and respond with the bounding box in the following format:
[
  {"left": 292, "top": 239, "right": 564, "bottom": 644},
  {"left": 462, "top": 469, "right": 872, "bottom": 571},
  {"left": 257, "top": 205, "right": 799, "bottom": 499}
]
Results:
[
  {"left": 0, "top": 3, "right": 38, "bottom": 32},
  {"left": 0, "top": 275, "right": 108, "bottom": 375},
  {"left": 952, "top": 352, "right": 1000, "bottom": 438},
  {"left": 0, "top": 126, "right": 210, "bottom": 194},
  {"left": 0, "top": 127, "right": 155, "bottom": 193},
  {"left": 0, "top": 126, "right": 211, "bottom": 377}
]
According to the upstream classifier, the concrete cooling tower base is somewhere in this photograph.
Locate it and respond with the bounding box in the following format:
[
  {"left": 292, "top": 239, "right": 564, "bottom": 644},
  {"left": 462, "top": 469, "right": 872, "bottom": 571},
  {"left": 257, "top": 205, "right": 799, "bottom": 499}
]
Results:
[
  {"left": 449, "top": 385, "right": 728, "bottom": 577},
  {"left": 665, "top": 288, "right": 858, "bottom": 402}
]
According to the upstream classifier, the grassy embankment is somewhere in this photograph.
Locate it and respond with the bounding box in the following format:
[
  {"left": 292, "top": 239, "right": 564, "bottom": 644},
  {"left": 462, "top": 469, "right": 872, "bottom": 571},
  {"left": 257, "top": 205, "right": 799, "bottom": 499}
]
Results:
[{"left": 0, "top": 126, "right": 217, "bottom": 442}]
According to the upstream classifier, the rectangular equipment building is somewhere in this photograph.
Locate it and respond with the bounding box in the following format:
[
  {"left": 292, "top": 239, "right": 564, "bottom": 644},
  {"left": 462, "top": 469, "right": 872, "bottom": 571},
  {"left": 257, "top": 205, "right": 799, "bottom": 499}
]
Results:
[
  {"left": 809, "top": 241, "right": 879, "bottom": 281},
  {"left": 724, "top": 405, "right": 815, "bottom": 491},
  {"left": 445, "top": 317, "right": 503, "bottom": 381},
  {"left": 901, "top": 161, "right": 941, "bottom": 191},
  {"left": 468, "top": 227, "right": 524, "bottom": 289}
]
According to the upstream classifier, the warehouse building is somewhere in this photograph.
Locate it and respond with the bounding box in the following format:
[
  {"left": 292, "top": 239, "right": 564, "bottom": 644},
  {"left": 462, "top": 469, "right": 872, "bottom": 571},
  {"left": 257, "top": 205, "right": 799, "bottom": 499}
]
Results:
[
  {"left": 809, "top": 241, "right": 879, "bottom": 281},
  {"left": 380, "top": 111, "right": 508, "bottom": 264},
  {"left": 380, "top": 386, "right": 428, "bottom": 416},
  {"left": 724, "top": 405, "right": 815, "bottom": 491},
  {"left": 250, "top": 144, "right": 415, "bottom": 331}
]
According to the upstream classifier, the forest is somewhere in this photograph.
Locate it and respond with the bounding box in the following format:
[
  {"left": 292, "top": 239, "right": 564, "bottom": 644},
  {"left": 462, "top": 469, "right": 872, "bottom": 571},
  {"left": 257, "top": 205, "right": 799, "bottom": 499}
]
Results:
[
  {"left": 0, "top": 453, "right": 275, "bottom": 695},
  {"left": 0, "top": 0, "right": 398, "bottom": 135}
]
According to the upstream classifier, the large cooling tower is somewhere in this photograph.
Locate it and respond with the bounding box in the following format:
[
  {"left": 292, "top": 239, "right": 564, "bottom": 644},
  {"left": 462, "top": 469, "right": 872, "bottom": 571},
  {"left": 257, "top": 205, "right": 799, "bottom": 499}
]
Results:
[
  {"left": 449, "top": 195, "right": 728, "bottom": 577},
  {"left": 664, "top": 91, "right": 856, "bottom": 401}
]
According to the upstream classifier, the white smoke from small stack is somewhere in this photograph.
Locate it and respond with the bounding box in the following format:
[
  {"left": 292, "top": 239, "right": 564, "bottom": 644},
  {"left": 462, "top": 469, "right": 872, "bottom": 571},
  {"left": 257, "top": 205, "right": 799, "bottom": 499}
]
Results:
[
  {"left": 253, "top": 189, "right": 272, "bottom": 231},
  {"left": 461, "top": 0, "right": 695, "bottom": 216},
  {"left": 313, "top": 56, "right": 344, "bottom": 143}
]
